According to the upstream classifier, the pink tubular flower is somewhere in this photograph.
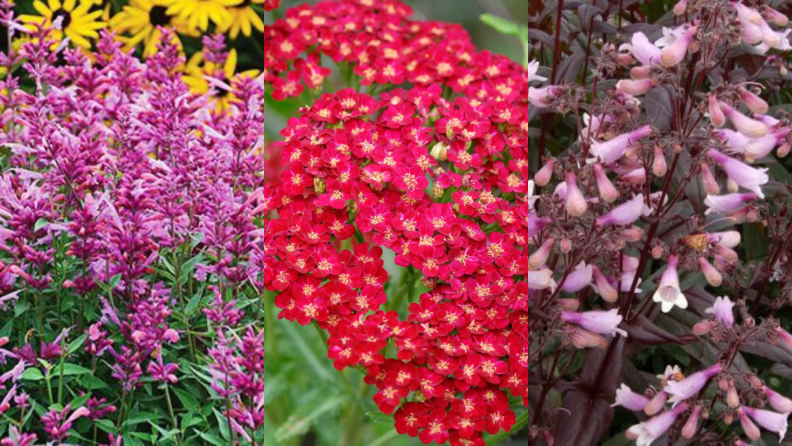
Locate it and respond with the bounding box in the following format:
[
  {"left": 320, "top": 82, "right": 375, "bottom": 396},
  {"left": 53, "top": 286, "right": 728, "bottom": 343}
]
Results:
[
  {"left": 681, "top": 405, "right": 701, "bottom": 438},
  {"left": 764, "top": 387, "right": 792, "bottom": 413},
  {"left": 528, "top": 86, "right": 560, "bottom": 108},
  {"left": 704, "top": 296, "right": 735, "bottom": 327},
  {"left": 652, "top": 255, "right": 687, "bottom": 313},
  {"left": 612, "top": 384, "right": 650, "bottom": 411},
  {"left": 620, "top": 32, "right": 661, "bottom": 66},
  {"left": 660, "top": 26, "right": 697, "bottom": 66},
  {"left": 707, "top": 150, "right": 769, "bottom": 198},
  {"left": 596, "top": 194, "right": 650, "bottom": 226},
  {"left": 663, "top": 363, "right": 723, "bottom": 404},
  {"left": 589, "top": 125, "right": 653, "bottom": 164},
  {"left": 718, "top": 102, "right": 769, "bottom": 138},
  {"left": 616, "top": 78, "right": 655, "bottom": 96},
  {"left": 741, "top": 406, "right": 789, "bottom": 441},
  {"left": 704, "top": 193, "right": 757, "bottom": 214},
  {"left": 559, "top": 262, "right": 593, "bottom": 293},
  {"left": 560, "top": 309, "right": 627, "bottom": 337},
  {"left": 626, "top": 402, "right": 689, "bottom": 446}
]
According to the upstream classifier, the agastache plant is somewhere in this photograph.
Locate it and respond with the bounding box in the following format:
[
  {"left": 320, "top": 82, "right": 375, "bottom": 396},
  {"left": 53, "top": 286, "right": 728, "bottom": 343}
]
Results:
[{"left": 529, "top": 0, "right": 792, "bottom": 445}]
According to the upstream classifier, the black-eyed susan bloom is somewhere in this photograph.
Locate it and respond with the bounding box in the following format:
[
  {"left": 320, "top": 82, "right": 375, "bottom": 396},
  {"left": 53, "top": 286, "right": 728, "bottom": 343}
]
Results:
[
  {"left": 183, "top": 49, "right": 259, "bottom": 111},
  {"left": 219, "top": 0, "right": 264, "bottom": 39},
  {"left": 19, "top": 0, "right": 106, "bottom": 50},
  {"left": 109, "top": 0, "right": 195, "bottom": 56},
  {"left": 166, "top": 0, "right": 242, "bottom": 32}
]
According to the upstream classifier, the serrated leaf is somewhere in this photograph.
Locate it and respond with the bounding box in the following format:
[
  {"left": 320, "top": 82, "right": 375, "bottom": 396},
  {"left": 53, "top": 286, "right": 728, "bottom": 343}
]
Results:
[{"left": 365, "top": 411, "right": 394, "bottom": 425}]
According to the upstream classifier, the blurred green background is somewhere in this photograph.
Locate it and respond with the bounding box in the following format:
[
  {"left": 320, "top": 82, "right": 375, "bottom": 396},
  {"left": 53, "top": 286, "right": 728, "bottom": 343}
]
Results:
[{"left": 263, "top": 1, "right": 529, "bottom": 445}]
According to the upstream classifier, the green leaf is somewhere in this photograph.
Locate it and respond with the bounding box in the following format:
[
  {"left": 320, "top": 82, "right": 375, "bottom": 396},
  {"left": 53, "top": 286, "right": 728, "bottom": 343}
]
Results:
[
  {"left": 34, "top": 218, "right": 49, "bottom": 232},
  {"left": 365, "top": 411, "right": 394, "bottom": 425},
  {"left": 172, "top": 387, "right": 200, "bottom": 410},
  {"left": 480, "top": 13, "right": 528, "bottom": 43},
  {"left": 21, "top": 367, "right": 45, "bottom": 381}
]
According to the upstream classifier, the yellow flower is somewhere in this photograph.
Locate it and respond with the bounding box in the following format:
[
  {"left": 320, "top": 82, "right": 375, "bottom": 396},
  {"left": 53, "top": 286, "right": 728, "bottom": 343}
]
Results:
[
  {"left": 110, "top": 0, "right": 196, "bottom": 56},
  {"left": 19, "top": 0, "right": 106, "bottom": 49},
  {"left": 219, "top": 0, "right": 264, "bottom": 39},
  {"left": 183, "top": 49, "right": 259, "bottom": 112},
  {"left": 166, "top": 0, "right": 242, "bottom": 32}
]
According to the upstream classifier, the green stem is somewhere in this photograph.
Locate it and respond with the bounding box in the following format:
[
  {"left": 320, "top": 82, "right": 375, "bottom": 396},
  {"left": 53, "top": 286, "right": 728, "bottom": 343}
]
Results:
[
  {"left": 368, "top": 429, "right": 399, "bottom": 446},
  {"left": 164, "top": 384, "right": 183, "bottom": 446}
]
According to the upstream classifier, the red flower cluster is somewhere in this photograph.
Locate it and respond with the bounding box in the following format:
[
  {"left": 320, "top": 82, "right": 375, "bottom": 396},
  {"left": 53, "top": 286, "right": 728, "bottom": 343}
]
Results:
[
  {"left": 263, "top": 1, "right": 528, "bottom": 444},
  {"left": 263, "top": 0, "right": 281, "bottom": 12}
]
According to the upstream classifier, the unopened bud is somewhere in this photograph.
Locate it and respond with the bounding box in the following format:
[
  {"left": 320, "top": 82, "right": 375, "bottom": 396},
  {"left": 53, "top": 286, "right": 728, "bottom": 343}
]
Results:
[
  {"left": 727, "top": 384, "right": 740, "bottom": 408},
  {"left": 560, "top": 237, "right": 572, "bottom": 253},
  {"left": 693, "top": 321, "right": 715, "bottom": 336},
  {"left": 622, "top": 226, "right": 643, "bottom": 242},
  {"left": 313, "top": 177, "right": 326, "bottom": 194},
  {"left": 558, "top": 298, "right": 579, "bottom": 311},
  {"left": 534, "top": 160, "right": 554, "bottom": 187}
]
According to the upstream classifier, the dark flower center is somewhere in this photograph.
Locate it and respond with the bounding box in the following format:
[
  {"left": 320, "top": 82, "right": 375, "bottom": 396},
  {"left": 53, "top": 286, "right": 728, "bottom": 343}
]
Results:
[
  {"left": 52, "top": 9, "right": 72, "bottom": 29},
  {"left": 149, "top": 6, "right": 170, "bottom": 27}
]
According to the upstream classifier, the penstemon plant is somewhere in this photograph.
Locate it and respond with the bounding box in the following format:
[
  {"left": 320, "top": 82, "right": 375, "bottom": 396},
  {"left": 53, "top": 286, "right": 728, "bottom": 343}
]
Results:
[
  {"left": 529, "top": 0, "right": 792, "bottom": 445},
  {"left": 263, "top": 0, "right": 529, "bottom": 445}
]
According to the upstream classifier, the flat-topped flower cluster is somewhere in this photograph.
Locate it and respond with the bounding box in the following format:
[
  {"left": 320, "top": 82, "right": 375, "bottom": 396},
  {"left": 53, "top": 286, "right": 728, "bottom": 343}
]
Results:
[{"left": 263, "top": 0, "right": 528, "bottom": 444}]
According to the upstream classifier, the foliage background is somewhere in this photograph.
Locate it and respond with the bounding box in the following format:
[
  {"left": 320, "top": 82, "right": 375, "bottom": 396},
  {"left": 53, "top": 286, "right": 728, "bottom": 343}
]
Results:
[{"left": 262, "top": 1, "right": 529, "bottom": 445}]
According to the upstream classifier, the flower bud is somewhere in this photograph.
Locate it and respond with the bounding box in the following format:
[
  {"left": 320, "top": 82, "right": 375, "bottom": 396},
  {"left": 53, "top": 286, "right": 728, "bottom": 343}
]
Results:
[
  {"left": 692, "top": 321, "right": 715, "bottom": 336},
  {"left": 673, "top": 0, "right": 687, "bottom": 15},
  {"left": 594, "top": 164, "right": 619, "bottom": 203},
  {"left": 534, "top": 159, "right": 555, "bottom": 186},
  {"left": 727, "top": 383, "right": 740, "bottom": 408},
  {"left": 739, "top": 87, "right": 769, "bottom": 115},
  {"left": 565, "top": 172, "right": 588, "bottom": 217},
  {"left": 653, "top": 145, "right": 667, "bottom": 177},
  {"left": 681, "top": 405, "right": 701, "bottom": 439},
  {"left": 764, "top": 6, "right": 789, "bottom": 27},
  {"left": 529, "top": 238, "right": 555, "bottom": 269},
  {"left": 560, "top": 237, "right": 572, "bottom": 253},
  {"left": 570, "top": 329, "right": 608, "bottom": 349},
  {"left": 630, "top": 65, "right": 651, "bottom": 80},
  {"left": 764, "top": 386, "right": 792, "bottom": 413},
  {"left": 592, "top": 266, "right": 618, "bottom": 303},
  {"left": 701, "top": 163, "right": 719, "bottom": 197},
  {"left": 616, "top": 78, "right": 655, "bottom": 96},
  {"left": 622, "top": 226, "right": 643, "bottom": 242},
  {"left": 698, "top": 257, "right": 723, "bottom": 286},
  {"left": 708, "top": 94, "right": 726, "bottom": 127},
  {"left": 778, "top": 142, "right": 791, "bottom": 158},
  {"left": 738, "top": 408, "right": 761, "bottom": 440},
  {"left": 652, "top": 245, "right": 664, "bottom": 259},
  {"left": 558, "top": 298, "right": 580, "bottom": 311},
  {"left": 719, "top": 102, "right": 769, "bottom": 138},
  {"left": 714, "top": 243, "right": 739, "bottom": 263}
]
